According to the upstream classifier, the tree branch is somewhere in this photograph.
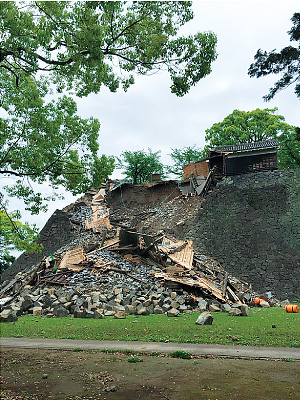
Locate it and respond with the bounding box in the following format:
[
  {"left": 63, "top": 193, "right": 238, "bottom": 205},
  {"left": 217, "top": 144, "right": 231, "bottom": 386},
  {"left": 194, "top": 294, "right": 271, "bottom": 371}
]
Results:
[{"left": 0, "top": 125, "right": 26, "bottom": 167}]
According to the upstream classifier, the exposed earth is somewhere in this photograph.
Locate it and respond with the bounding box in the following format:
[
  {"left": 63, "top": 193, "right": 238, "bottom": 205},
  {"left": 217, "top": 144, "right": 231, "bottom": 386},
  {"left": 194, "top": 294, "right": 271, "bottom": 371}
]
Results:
[{"left": 1, "top": 348, "right": 299, "bottom": 400}]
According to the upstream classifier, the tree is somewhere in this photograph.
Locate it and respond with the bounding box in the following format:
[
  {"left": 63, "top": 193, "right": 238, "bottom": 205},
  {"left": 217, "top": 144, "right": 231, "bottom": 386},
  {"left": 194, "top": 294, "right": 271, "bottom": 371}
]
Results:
[
  {"left": 0, "top": 1, "right": 217, "bottom": 98},
  {"left": 168, "top": 145, "right": 206, "bottom": 176},
  {"left": 248, "top": 12, "right": 300, "bottom": 100},
  {"left": 277, "top": 127, "right": 300, "bottom": 168},
  {"left": 117, "top": 149, "right": 164, "bottom": 184},
  {"left": 1, "top": 1, "right": 217, "bottom": 256},
  {"left": 0, "top": 253, "right": 15, "bottom": 274},
  {"left": 0, "top": 205, "right": 43, "bottom": 272},
  {"left": 204, "top": 108, "right": 299, "bottom": 168}
]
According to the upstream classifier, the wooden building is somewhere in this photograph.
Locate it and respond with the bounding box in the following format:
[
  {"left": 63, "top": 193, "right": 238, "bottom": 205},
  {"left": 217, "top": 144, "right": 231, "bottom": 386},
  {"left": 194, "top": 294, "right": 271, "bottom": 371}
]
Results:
[{"left": 207, "top": 140, "right": 279, "bottom": 176}]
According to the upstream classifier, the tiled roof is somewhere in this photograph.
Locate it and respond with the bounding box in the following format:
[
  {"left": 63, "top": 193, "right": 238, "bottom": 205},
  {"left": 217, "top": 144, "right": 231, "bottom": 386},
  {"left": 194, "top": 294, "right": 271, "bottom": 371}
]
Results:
[{"left": 213, "top": 140, "right": 279, "bottom": 153}]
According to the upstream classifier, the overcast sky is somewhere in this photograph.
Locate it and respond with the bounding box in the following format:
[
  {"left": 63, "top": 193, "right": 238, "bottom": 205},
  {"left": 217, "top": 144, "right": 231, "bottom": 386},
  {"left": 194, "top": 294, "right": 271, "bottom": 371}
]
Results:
[{"left": 4, "top": 0, "right": 300, "bottom": 232}]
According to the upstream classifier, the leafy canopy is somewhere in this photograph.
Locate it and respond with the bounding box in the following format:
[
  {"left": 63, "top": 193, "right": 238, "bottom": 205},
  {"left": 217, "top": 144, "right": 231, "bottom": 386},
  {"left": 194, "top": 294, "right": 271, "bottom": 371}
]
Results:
[
  {"left": 1, "top": 1, "right": 218, "bottom": 255},
  {"left": 204, "top": 108, "right": 299, "bottom": 169},
  {"left": 168, "top": 145, "right": 206, "bottom": 176},
  {"left": 248, "top": 12, "right": 300, "bottom": 100},
  {"left": 0, "top": 204, "right": 43, "bottom": 269},
  {"left": 117, "top": 149, "right": 164, "bottom": 184},
  {"left": 0, "top": 1, "right": 218, "bottom": 97}
]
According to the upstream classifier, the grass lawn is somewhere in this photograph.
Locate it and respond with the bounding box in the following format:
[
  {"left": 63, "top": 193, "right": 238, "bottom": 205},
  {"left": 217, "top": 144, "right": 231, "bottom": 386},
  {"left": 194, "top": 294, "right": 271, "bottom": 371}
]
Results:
[{"left": 1, "top": 307, "right": 299, "bottom": 348}]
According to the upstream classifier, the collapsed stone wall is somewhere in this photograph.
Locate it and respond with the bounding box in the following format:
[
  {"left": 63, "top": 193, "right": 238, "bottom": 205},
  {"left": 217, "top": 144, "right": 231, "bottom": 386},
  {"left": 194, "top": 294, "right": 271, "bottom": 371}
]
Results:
[
  {"left": 185, "top": 169, "right": 300, "bottom": 300},
  {"left": 1, "top": 210, "right": 76, "bottom": 282},
  {"left": 2, "top": 170, "right": 299, "bottom": 301},
  {"left": 1, "top": 200, "right": 101, "bottom": 283}
]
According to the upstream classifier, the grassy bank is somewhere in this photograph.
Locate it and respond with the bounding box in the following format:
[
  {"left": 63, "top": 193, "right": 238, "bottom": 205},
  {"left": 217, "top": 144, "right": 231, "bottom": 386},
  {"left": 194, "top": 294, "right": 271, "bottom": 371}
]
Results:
[{"left": 1, "top": 307, "right": 299, "bottom": 348}]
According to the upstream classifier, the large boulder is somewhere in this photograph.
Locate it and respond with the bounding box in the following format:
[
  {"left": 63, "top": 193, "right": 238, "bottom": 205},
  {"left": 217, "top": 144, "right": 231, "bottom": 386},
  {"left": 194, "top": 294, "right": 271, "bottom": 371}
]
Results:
[
  {"left": 209, "top": 304, "right": 221, "bottom": 312},
  {"left": 114, "top": 310, "right": 126, "bottom": 319},
  {"left": 260, "top": 300, "right": 270, "bottom": 308},
  {"left": 195, "top": 312, "right": 213, "bottom": 325},
  {"left": 228, "top": 308, "right": 242, "bottom": 316},
  {"left": 137, "top": 307, "right": 150, "bottom": 316},
  {"left": 240, "top": 304, "right": 250, "bottom": 316},
  {"left": 53, "top": 304, "right": 69, "bottom": 318},
  {"left": 1, "top": 309, "right": 18, "bottom": 322},
  {"left": 33, "top": 307, "right": 43, "bottom": 316},
  {"left": 167, "top": 308, "right": 180, "bottom": 317}
]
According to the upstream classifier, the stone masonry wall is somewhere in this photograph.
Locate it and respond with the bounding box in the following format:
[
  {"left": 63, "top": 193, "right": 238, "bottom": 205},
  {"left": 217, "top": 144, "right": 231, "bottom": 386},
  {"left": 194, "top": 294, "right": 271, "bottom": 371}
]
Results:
[{"left": 187, "top": 169, "right": 300, "bottom": 300}]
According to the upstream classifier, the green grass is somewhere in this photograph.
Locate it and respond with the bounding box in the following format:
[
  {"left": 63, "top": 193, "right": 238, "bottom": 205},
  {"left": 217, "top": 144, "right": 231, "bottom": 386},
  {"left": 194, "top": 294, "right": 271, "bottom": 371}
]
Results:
[
  {"left": 127, "top": 355, "right": 143, "bottom": 363},
  {"left": 0, "top": 307, "right": 299, "bottom": 348},
  {"left": 170, "top": 350, "right": 192, "bottom": 359}
]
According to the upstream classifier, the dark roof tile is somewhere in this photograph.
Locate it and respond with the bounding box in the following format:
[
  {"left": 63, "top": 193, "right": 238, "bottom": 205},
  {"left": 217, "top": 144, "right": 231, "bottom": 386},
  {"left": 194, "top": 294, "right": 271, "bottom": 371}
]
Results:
[{"left": 213, "top": 140, "right": 279, "bottom": 153}]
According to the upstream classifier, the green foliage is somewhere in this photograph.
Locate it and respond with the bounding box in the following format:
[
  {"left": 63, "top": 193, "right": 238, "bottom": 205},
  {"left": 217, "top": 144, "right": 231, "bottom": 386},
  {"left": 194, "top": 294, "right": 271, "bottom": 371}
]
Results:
[
  {"left": 170, "top": 350, "right": 192, "bottom": 359},
  {"left": 1, "top": 1, "right": 217, "bottom": 257},
  {"left": 0, "top": 207, "right": 43, "bottom": 266},
  {"left": 0, "top": 1, "right": 217, "bottom": 98},
  {"left": 205, "top": 108, "right": 299, "bottom": 168},
  {"left": 127, "top": 355, "right": 143, "bottom": 363},
  {"left": 0, "top": 252, "right": 15, "bottom": 273},
  {"left": 168, "top": 145, "right": 206, "bottom": 176},
  {"left": 117, "top": 149, "right": 165, "bottom": 184},
  {"left": 1, "top": 309, "right": 299, "bottom": 348},
  {"left": 205, "top": 108, "right": 285, "bottom": 146},
  {"left": 248, "top": 12, "right": 300, "bottom": 100},
  {"left": 277, "top": 127, "right": 300, "bottom": 168}
]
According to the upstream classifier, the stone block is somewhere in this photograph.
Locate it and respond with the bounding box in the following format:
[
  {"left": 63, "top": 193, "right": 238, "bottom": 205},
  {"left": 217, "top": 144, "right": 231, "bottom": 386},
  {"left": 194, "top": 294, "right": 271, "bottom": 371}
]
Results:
[
  {"left": 33, "top": 307, "right": 42, "bottom": 316},
  {"left": 177, "top": 296, "right": 185, "bottom": 305},
  {"left": 260, "top": 300, "right": 270, "bottom": 308},
  {"left": 228, "top": 308, "right": 242, "bottom": 316},
  {"left": 84, "top": 309, "right": 94, "bottom": 318},
  {"left": 167, "top": 308, "right": 180, "bottom": 317},
  {"left": 114, "top": 310, "right": 126, "bottom": 319},
  {"left": 137, "top": 307, "right": 150, "bottom": 316},
  {"left": 104, "top": 310, "right": 115, "bottom": 317},
  {"left": 40, "top": 295, "right": 53, "bottom": 309},
  {"left": 162, "top": 303, "right": 171, "bottom": 312},
  {"left": 74, "top": 307, "right": 85, "bottom": 318},
  {"left": 143, "top": 299, "right": 152, "bottom": 307},
  {"left": 22, "top": 298, "right": 34, "bottom": 311},
  {"left": 195, "top": 312, "right": 213, "bottom": 325},
  {"left": 0, "top": 309, "right": 18, "bottom": 322},
  {"left": 198, "top": 300, "right": 208, "bottom": 311},
  {"left": 53, "top": 304, "right": 69, "bottom": 318},
  {"left": 209, "top": 304, "right": 221, "bottom": 312},
  {"left": 171, "top": 301, "right": 180, "bottom": 309},
  {"left": 240, "top": 304, "right": 250, "bottom": 316},
  {"left": 221, "top": 303, "right": 231, "bottom": 313},
  {"left": 94, "top": 309, "right": 105, "bottom": 319},
  {"left": 90, "top": 291, "right": 100, "bottom": 303},
  {"left": 125, "top": 305, "right": 135, "bottom": 315}
]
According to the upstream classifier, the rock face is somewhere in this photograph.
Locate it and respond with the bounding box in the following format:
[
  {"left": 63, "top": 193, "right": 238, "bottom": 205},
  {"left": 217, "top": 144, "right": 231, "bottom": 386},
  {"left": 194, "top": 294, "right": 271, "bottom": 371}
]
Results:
[
  {"left": 195, "top": 312, "right": 213, "bottom": 325},
  {"left": 189, "top": 170, "right": 300, "bottom": 301}
]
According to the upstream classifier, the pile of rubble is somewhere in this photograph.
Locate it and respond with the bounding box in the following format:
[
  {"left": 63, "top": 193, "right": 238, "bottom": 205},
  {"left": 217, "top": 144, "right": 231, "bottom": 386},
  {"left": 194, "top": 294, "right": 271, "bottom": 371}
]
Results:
[{"left": 0, "top": 184, "right": 281, "bottom": 322}]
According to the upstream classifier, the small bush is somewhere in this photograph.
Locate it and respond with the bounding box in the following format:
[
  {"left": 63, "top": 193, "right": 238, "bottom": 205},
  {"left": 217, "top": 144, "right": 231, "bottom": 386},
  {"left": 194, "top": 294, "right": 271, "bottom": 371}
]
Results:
[
  {"left": 150, "top": 351, "right": 160, "bottom": 356},
  {"left": 128, "top": 355, "right": 143, "bottom": 363},
  {"left": 170, "top": 350, "right": 192, "bottom": 359}
]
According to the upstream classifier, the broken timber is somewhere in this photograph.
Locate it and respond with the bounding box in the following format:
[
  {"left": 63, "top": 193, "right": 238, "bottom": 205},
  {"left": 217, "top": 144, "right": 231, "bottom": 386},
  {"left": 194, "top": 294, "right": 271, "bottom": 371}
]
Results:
[
  {"left": 158, "top": 237, "right": 194, "bottom": 270},
  {"left": 153, "top": 271, "right": 228, "bottom": 303}
]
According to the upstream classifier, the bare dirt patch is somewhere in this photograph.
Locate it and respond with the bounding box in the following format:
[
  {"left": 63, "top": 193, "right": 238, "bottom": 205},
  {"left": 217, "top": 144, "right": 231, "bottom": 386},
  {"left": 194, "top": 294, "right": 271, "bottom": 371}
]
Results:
[{"left": 1, "top": 348, "right": 299, "bottom": 400}]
